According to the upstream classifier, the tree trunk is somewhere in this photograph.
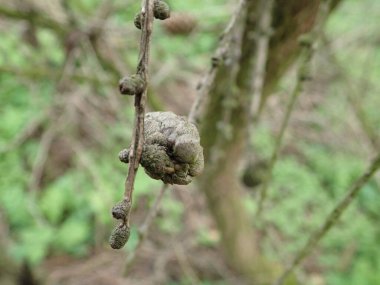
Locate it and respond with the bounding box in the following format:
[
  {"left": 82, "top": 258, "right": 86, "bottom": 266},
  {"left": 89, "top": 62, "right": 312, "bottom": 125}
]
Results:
[{"left": 198, "top": 0, "right": 341, "bottom": 284}]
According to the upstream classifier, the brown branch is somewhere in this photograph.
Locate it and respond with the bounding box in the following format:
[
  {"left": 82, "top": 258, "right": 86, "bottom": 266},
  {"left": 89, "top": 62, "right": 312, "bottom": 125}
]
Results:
[
  {"left": 0, "top": 110, "right": 47, "bottom": 155},
  {"left": 0, "top": 5, "right": 67, "bottom": 34},
  {"left": 322, "top": 36, "right": 380, "bottom": 150},
  {"left": 0, "top": 65, "right": 112, "bottom": 87},
  {"left": 249, "top": 0, "right": 275, "bottom": 122},
  {"left": 123, "top": 0, "right": 249, "bottom": 268},
  {"left": 256, "top": 0, "right": 333, "bottom": 217},
  {"left": 188, "top": 0, "right": 247, "bottom": 124},
  {"left": 273, "top": 153, "right": 380, "bottom": 285},
  {"left": 123, "top": 0, "right": 155, "bottom": 222},
  {"left": 124, "top": 184, "right": 169, "bottom": 273}
]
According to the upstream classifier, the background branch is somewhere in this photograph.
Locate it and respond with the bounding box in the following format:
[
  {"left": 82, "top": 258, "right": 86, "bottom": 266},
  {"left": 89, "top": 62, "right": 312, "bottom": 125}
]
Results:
[
  {"left": 188, "top": 0, "right": 247, "bottom": 124},
  {"left": 124, "top": 184, "right": 169, "bottom": 273},
  {"left": 273, "top": 153, "right": 380, "bottom": 285},
  {"left": 256, "top": 0, "right": 333, "bottom": 217}
]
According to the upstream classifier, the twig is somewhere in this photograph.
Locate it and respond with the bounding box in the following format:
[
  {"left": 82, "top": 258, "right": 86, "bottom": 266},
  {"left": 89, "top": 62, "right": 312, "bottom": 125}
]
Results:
[
  {"left": 27, "top": 126, "right": 55, "bottom": 193},
  {"left": 122, "top": 0, "right": 154, "bottom": 222},
  {"left": 123, "top": 0, "right": 249, "bottom": 269},
  {"left": 0, "top": 111, "right": 47, "bottom": 155},
  {"left": 124, "top": 184, "right": 169, "bottom": 273},
  {"left": 25, "top": 125, "right": 55, "bottom": 227},
  {"left": 138, "top": 184, "right": 169, "bottom": 239},
  {"left": 188, "top": 0, "right": 247, "bottom": 124},
  {"left": 0, "top": 5, "right": 66, "bottom": 34},
  {"left": 256, "top": 0, "right": 332, "bottom": 217},
  {"left": 322, "top": 36, "right": 380, "bottom": 150},
  {"left": 0, "top": 65, "right": 112, "bottom": 87},
  {"left": 173, "top": 241, "right": 200, "bottom": 285},
  {"left": 273, "top": 153, "right": 380, "bottom": 285},
  {"left": 249, "top": 0, "right": 275, "bottom": 123}
]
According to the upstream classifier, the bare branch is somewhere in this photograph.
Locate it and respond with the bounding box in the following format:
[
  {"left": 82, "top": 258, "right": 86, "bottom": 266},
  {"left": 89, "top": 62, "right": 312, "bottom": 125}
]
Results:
[
  {"left": 124, "top": 184, "right": 169, "bottom": 273},
  {"left": 256, "top": 0, "right": 333, "bottom": 217},
  {"left": 123, "top": 0, "right": 250, "bottom": 266},
  {"left": 249, "top": 0, "right": 275, "bottom": 123},
  {"left": 0, "top": 5, "right": 66, "bottom": 34},
  {"left": 273, "top": 153, "right": 380, "bottom": 285},
  {"left": 0, "top": 65, "right": 113, "bottom": 87},
  {"left": 188, "top": 0, "right": 247, "bottom": 124},
  {"left": 122, "top": 0, "right": 155, "bottom": 222},
  {"left": 322, "top": 36, "right": 380, "bottom": 150}
]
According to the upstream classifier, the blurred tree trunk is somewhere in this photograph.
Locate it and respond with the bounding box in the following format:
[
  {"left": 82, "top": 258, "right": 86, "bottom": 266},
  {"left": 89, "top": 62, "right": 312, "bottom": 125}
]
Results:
[{"left": 198, "top": 0, "right": 340, "bottom": 284}]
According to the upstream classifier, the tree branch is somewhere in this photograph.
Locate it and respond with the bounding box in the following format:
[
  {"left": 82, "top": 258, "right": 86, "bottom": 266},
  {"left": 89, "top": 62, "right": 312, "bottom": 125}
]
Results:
[
  {"left": 273, "top": 153, "right": 380, "bottom": 285},
  {"left": 124, "top": 183, "right": 169, "bottom": 273},
  {"left": 249, "top": 0, "right": 275, "bottom": 122},
  {"left": 256, "top": 0, "right": 333, "bottom": 217},
  {"left": 188, "top": 0, "right": 247, "bottom": 124},
  {"left": 122, "top": 0, "right": 154, "bottom": 224},
  {"left": 122, "top": 0, "right": 248, "bottom": 268},
  {"left": 0, "top": 5, "right": 67, "bottom": 34}
]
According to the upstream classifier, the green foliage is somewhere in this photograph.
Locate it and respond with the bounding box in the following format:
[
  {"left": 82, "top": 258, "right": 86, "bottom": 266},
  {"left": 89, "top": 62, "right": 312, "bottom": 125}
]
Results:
[
  {"left": 11, "top": 225, "right": 55, "bottom": 265},
  {"left": 157, "top": 193, "right": 184, "bottom": 234}
]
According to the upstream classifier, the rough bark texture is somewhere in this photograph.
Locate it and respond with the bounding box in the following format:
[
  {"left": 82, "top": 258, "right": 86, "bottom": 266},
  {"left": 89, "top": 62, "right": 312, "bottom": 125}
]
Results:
[
  {"left": 259, "top": 0, "right": 341, "bottom": 113},
  {"left": 198, "top": 0, "right": 341, "bottom": 284}
]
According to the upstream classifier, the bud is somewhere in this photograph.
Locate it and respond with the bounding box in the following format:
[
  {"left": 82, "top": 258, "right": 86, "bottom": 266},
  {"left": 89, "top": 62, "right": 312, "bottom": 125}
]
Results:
[
  {"left": 109, "top": 224, "right": 130, "bottom": 249},
  {"left": 112, "top": 200, "right": 131, "bottom": 220},
  {"left": 119, "top": 149, "right": 130, "bottom": 163},
  {"left": 134, "top": 12, "right": 142, "bottom": 30},
  {"left": 119, "top": 74, "right": 145, "bottom": 96},
  {"left": 154, "top": 1, "right": 170, "bottom": 20}
]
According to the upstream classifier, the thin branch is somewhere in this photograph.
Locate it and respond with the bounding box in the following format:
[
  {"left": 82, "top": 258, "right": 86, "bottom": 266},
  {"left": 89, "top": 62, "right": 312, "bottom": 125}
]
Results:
[
  {"left": 27, "top": 126, "right": 56, "bottom": 194},
  {"left": 123, "top": 0, "right": 154, "bottom": 221},
  {"left": 0, "top": 111, "right": 47, "bottom": 155},
  {"left": 0, "top": 5, "right": 67, "bottom": 34},
  {"left": 322, "top": 36, "right": 380, "bottom": 150},
  {"left": 123, "top": 0, "right": 250, "bottom": 268},
  {"left": 124, "top": 184, "right": 169, "bottom": 273},
  {"left": 173, "top": 241, "right": 201, "bottom": 285},
  {"left": 273, "top": 153, "right": 380, "bottom": 285},
  {"left": 245, "top": 0, "right": 274, "bottom": 161},
  {"left": 0, "top": 65, "right": 112, "bottom": 87},
  {"left": 256, "top": 0, "right": 333, "bottom": 217},
  {"left": 188, "top": 0, "right": 247, "bottom": 124},
  {"left": 249, "top": 0, "right": 275, "bottom": 124}
]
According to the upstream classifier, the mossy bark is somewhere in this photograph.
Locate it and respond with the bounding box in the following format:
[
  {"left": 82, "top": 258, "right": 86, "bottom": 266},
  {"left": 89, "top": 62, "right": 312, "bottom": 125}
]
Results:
[{"left": 198, "top": 0, "right": 341, "bottom": 284}]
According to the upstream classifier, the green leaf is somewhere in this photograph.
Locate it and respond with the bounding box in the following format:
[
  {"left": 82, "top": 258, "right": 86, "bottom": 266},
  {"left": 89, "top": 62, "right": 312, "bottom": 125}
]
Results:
[
  {"left": 54, "top": 216, "right": 91, "bottom": 254},
  {"left": 11, "top": 226, "right": 54, "bottom": 265}
]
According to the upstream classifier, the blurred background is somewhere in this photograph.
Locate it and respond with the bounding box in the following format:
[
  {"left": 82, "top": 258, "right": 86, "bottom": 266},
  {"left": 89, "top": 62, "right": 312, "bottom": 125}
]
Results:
[{"left": 0, "top": 0, "right": 380, "bottom": 284}]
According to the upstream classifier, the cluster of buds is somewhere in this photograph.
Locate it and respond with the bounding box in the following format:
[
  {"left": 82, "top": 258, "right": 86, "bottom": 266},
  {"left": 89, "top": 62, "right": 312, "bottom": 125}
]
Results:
[
  {"left": 109, "top": 199, "right": 132, "bottom": 249},
  {"left": 110, "top": 0, "right": 172, "bottom": 251},
  {"left": 134, "top": 0, "right": 170, "bottom": 30}
]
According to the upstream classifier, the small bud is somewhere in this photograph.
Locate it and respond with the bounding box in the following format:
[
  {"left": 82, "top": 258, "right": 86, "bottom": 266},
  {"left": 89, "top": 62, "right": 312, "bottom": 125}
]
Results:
[
  {"left": 119, "top": 74, "right": 145, "bottom": 95},
  {"left": 109, "top": 224, "right": 130, "bottom": 249},
  {"left": 154, "top": 1, "right": 170, "bottom": 20},
  {"left": 134, "top": 12, "right": 142, "bottom": 30},
  {"left": 119, "top": 149, "right": 130, "bottom": 163},
  {"left": 112, "top": 200, "right": 131, "bottom": 220}
]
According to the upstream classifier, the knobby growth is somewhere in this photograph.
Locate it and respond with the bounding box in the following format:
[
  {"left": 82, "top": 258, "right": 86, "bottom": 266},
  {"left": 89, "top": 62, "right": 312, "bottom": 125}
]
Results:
[
  {"left": 108, "top": 0, "right": 167, "bottom": 249},
  {"left": 109, "top": 0, "right": 204, "bottom": 250}
]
